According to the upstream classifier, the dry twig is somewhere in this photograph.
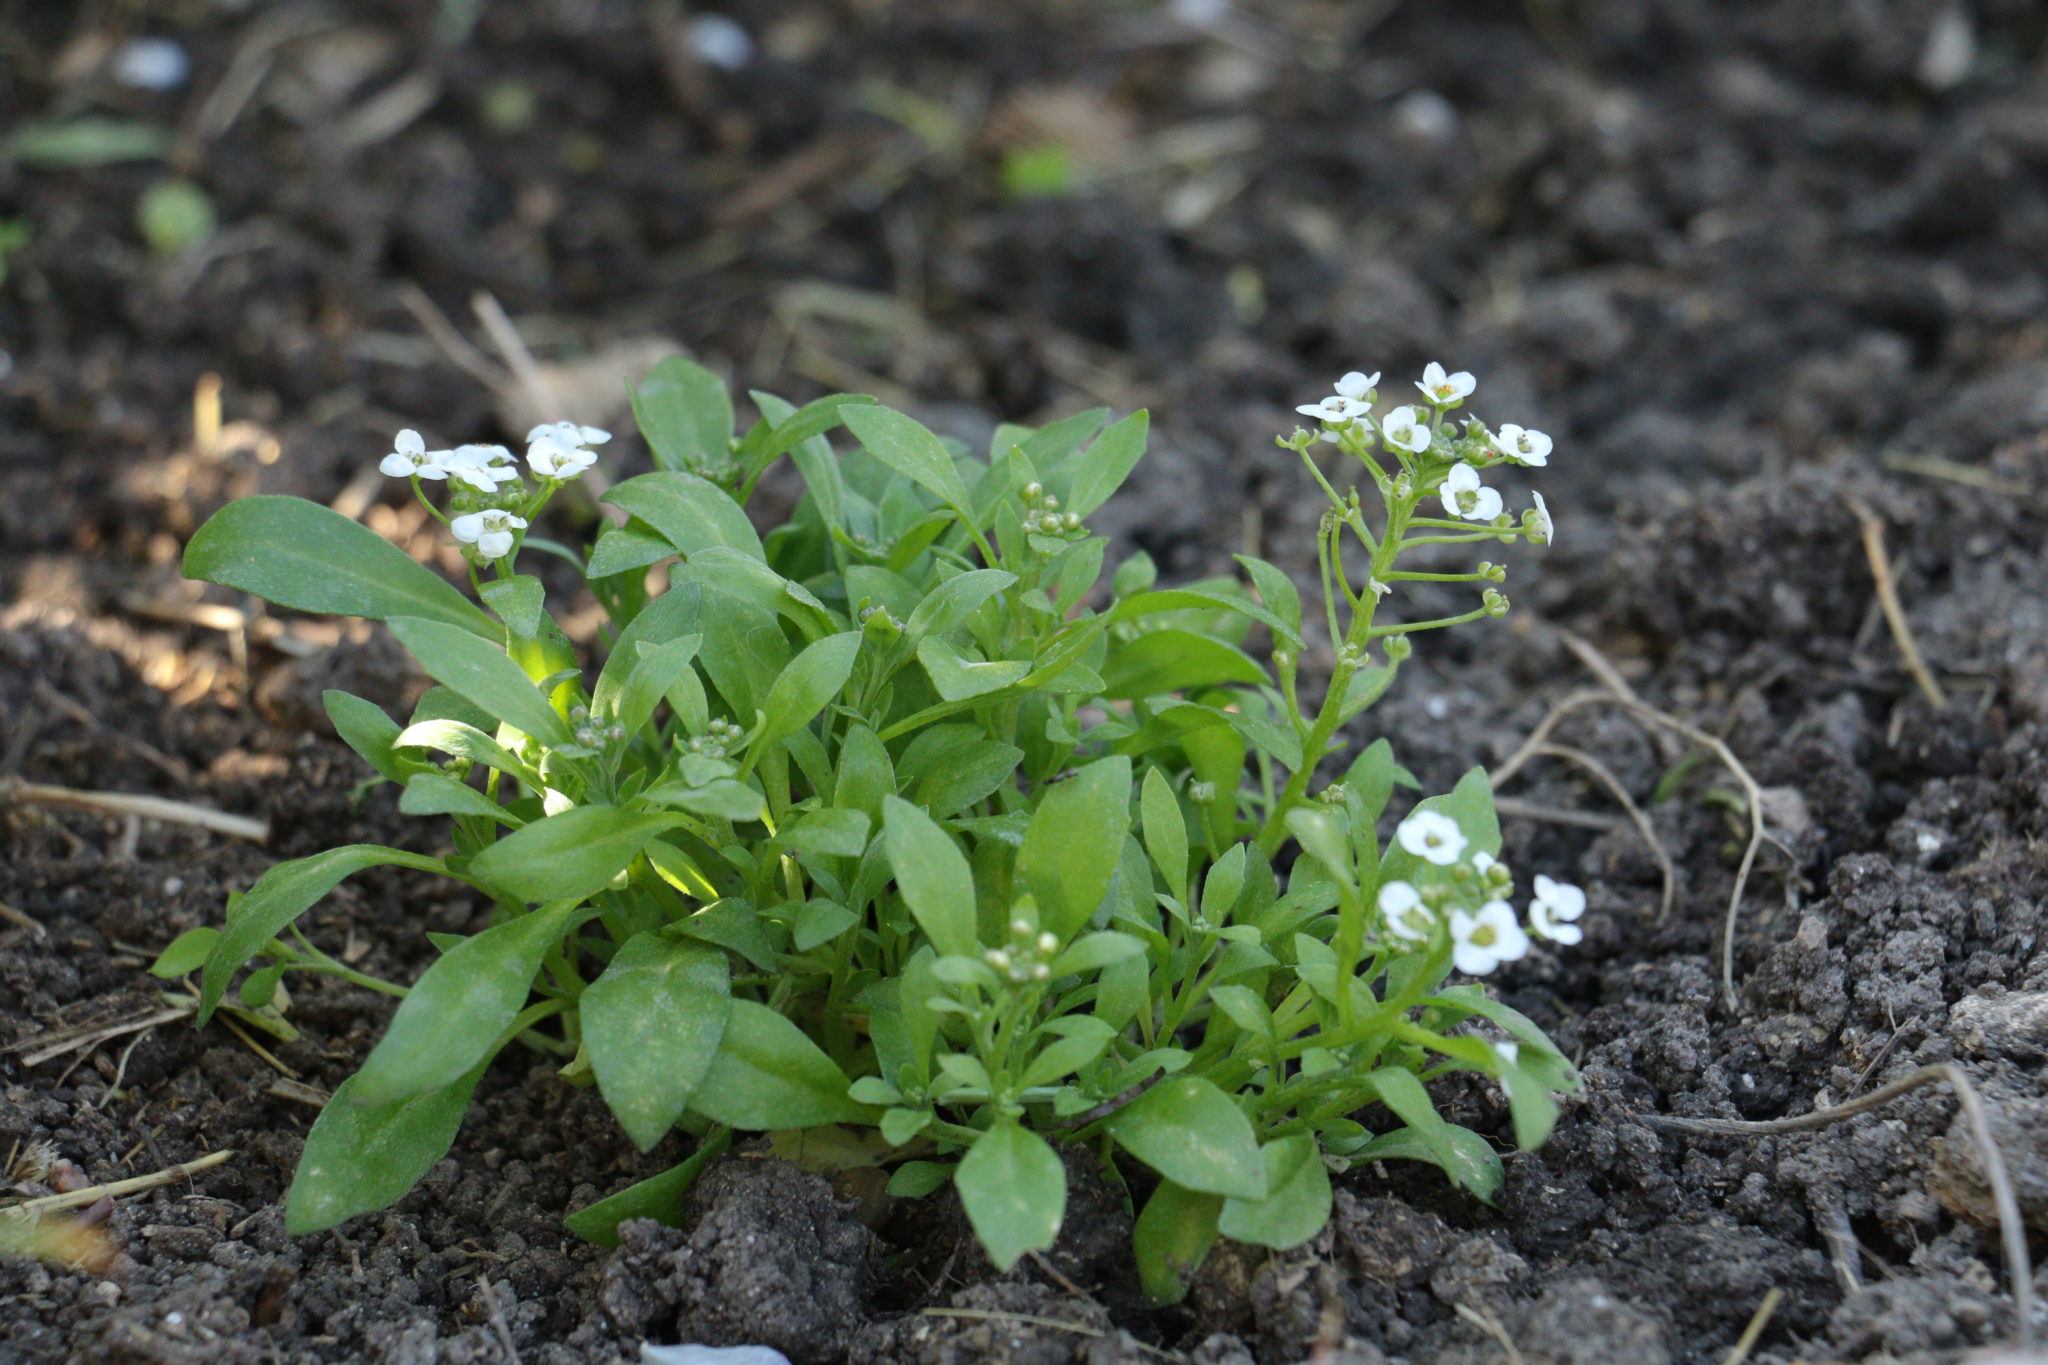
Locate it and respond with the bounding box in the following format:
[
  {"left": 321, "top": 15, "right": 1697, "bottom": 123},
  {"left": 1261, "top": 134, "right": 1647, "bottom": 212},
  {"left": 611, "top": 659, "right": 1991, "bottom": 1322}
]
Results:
[
  {"left": 4, "top": 1149, "right": 234, "bottom": 1218},
  {"left": 2, "top": 778, "right": 269, "bottom": 843},
  {"left": 1845, "top": 495, "right": 1947, "bottom": 709}
]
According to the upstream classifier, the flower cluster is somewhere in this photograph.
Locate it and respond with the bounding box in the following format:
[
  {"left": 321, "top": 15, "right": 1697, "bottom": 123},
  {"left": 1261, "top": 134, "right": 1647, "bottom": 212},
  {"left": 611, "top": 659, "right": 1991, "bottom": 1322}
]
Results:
[
  {"left": 1018, "top": 481, "right": 1084, "bottom": 540},
  {"left": 984, "top": 916, "right": 1061, "bottom": 985},
  {"left": 378, "top": 421, "right": 610, "bottom": 564},
  {"left": 380, "top": 423, "right": 611, "bottom": 488},
  {"left": 1375, "top": 812, "right": 1585, "bottom": 976},
  {"left": 1291, "top": 362, "right": 1557, "bottom": 547}
]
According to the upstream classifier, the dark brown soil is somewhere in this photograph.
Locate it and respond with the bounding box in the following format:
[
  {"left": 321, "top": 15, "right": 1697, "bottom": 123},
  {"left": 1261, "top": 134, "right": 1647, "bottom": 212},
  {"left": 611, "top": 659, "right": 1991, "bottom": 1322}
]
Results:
[{"left": 6, "top": 2, "right": 2048, "bottom": 1362}]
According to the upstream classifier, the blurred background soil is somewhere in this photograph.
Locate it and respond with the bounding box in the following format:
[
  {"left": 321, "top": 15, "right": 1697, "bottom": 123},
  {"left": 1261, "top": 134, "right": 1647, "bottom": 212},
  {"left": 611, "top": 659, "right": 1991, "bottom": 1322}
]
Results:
[{"left": 5, "top": 2, "right": 2048, "bottom": 1361}]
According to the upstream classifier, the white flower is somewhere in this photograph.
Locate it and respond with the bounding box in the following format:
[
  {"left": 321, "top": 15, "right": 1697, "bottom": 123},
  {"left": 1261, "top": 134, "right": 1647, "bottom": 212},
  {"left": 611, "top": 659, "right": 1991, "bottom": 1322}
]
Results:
[
  {"left": 1380, "top": 405, "right": 1432, "bottom": 454},
  {"left": 380, "top": 429, "right": 444, "bottom": 479},
  {"left": 1368, "top": 578, "right": 1392, "bottom": 599},
  {"left": 112, "top": 37, "right": 190, "bottom": 92},
  {"left": 542, "top": 788, "right": 575, "bottom": 816},
  {"left": 1492, "top": 424, "right": 1552, "bottom": 467},
  {"left": 1377, "top": 880, "right": 1434, "bottom": 942},
  {"left": 1528, "top": 491, "right": 1554, "bottom": 546},
  {"left": 1450, "top": 901, "right": 1530, "bottom": 975},
  {"left": 441, "top": 444, "right": 522, "bottom": 491},
  {"left": 450, "top": 509, "right": 528, "bottom": 559},
  {"left": 525, "top": 421, "right": 612, "bottom": 449},
  {"left": 1334, "top": 371, "right": 1381, "bottom": 400},
  {"left": 1396, "top": 810, "right": 1467, "bottom": 866},
  {"left": 1416, "top": 361, "right": 1476, "bottom": 406},
  {"left": 1494, "top": 1040, "right": 1520, "bottom": 1069},
  {"left": 687, "top": 13, "right": 755, "bottom": 70},
  {"left": 527, "top": 435, "right": 599, "bottom": 479},
  {"left": 1528, "top": 874, "right": 1586, "bottom": 945},
  {"left": 1440, "top": 463, "right": 1503, "bottom": 522},
  {"left": 1296, "top": 395, "right": 1369, "bottom": 423}
]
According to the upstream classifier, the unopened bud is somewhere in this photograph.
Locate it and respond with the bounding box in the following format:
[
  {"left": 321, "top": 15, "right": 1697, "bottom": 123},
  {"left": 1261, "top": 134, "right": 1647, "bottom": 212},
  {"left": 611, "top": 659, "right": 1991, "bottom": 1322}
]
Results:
[{"left": 1036, "top": 932, "right": 1059, "bottom": 957}]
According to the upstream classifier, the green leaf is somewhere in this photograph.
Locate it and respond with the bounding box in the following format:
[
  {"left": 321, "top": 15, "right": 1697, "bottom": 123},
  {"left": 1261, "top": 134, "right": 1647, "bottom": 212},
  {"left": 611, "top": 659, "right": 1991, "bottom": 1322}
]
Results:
[
  {"left": 1140, "top": 768, "right": 1188, "bottom": 895},
  {"left": 605, "top": 470, "right": 764, "bottom": 562},
  {"left": 955, "top": 1120, "right": 1065, "bottom": 1271},
  {"left": 1500, "top": 1061, "right": 1560, "bottom": 1150},
  {"left": 470, "top": 807, "right": 680, "bottom": 903},
  {"left": 1100, "top": 630, "right": 1266, "bottom": 699},
  {"left": 618, "top": 634, "right": 704, "bottom": 737},
  {"left": 1233, "top": 555, "right": 1303, "bottom": 641},
  {"left": 793, "top": 899, "right": 860, "bottom": 950},
  {"left": 582, "top": 935, "right": 731, "bottom": 1151},
  {"left": 185, "top": 496, "right": 496, "bottom": 637},
  {"left": 199, "top": 846, "right": 451, "bottom": 1022},
  {"left": 392, "top": 719, "right": 529, "bottom": 779},
  {"left": 239, "top": 963, "right": 286, "bottom": 1009},
  {"left": 1047, "top": 931, "right": 1144, "bottom": 977},
  {"left": 904, "top": 569, "right": 1016, "bottom": 643},
  {"left": 1020, "top": 1017, "right": 1116, "bottom": 1088},
  {"left": 1110, "top": 589, "right": 1302, "bottom": 650},
  {"left": 842, "top": 405, "right": 971, "bottom": 513},
  {"left": 1364, "top": 1066, "right": 1498, "bottom": 1195},
  {"left": 778, "top": 808, "right": 871, "bottom": 859},
  {"left": 1019, "top": 756, "right": 1132, "bottom": 941},
  {"left": 755, "top": 632, "right": 861, "bottom": 759},
  {"left": 1134, "top": 1179, "right": 1221, "bottom": 1305},
  {"left": 351, "top": 900, "right": 588, "bottom": 1106},
  {"left": 1066, "top": 410, "right": 1148, "bottom": 519},
  {"left": 911, "top": 739, "right": 1021, "bottom": 818},
  {"left": 630, "top": 356, "right": 733, "bottom": 473},
  {"left": 883, "top": 796, "right": 979, "bottom": 958},
  {"left": 748, "top": 392, "right": 875, "bottom": 467},
  {"left": 916, "top": 636, "right": 1029, "bottom": 701},
  {"left": 479, "top": 575, "right": 546, "bottom": 638},
  {"left": 398, "top": 772, "right": 520, "bottom": 824},
  {"left": 565, "top": 1128, "right": 732, "bottom": 1246},
  {"left": 387, "top": 616, "right": 571, "bottom": 747},
  {"left": 1343, "top": 739, "right": 1399, "bottom": 827},
  {"left": 1206, "top": 984, "right": 1276, "bottom": 1055},
  {"left": 885, "top": 1160, "right": 953, "bottom": 1198},
  {"left": 668, "top": 896, "right": 779, "bottom": 972},
  {"left": 323, "top": 691, "right": 420, "bottom": 785},
  {"left": 8, "top": 116, "right": 172, "bottom": 167},
  {"left": 150, "top": 927, "right": 219, "bottom": 978},
  {"left": 640, "top": 778, "right": 765, "bottom": 823},
  {"left": 1354, "top": 1123, "right": 1502, "bottom": 1201},
  {"left": 1218, "top": 1134, "right": 1331, "bottom": 1250},
  {"left": 833, "top": 724, "right": 894, "bottom": 825},
  {"left": 1106, "top": 1076, "right": 1266, "bottom": 1200},
  {"left": 586, "top": 522, "right": 676, "bottom": 579},
  {"left": 1286, "top": 808, "right": 1355, "bottom": 890},
  {"left": 690, "top": 1000, "right": 873, "bottom": 1129},
  {"left": 285, "top": 1065, "right": 484, "bottom": 1234}
]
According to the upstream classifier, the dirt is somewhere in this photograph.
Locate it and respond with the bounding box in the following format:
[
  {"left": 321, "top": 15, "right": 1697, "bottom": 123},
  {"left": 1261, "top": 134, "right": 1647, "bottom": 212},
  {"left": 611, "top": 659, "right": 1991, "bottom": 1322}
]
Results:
[{"left": 6, "top": 2, "right": 2048, "bottom": 1362}]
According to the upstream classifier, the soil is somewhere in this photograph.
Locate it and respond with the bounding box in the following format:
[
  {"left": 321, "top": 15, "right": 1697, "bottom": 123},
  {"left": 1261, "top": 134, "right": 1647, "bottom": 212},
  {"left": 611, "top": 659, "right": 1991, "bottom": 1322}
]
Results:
[{"left": 6, "top": 2, "right": 2048, "bottom": 1362}]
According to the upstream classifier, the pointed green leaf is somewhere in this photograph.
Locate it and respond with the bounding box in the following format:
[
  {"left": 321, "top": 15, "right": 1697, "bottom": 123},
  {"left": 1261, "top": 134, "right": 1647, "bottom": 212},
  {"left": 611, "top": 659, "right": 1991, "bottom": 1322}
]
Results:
[
  {"left": 1140, "top": 767, "right": 1188, "bottom": 895},
  {"left": 185, "top": 496, "right": 495, "bottom": 637},
  {"left": 955, "top": 1120, "right": 1065, "bottom": 1271},
  {"left": 285, "top": 1066, "right": 484, "bottom": 1233},
  {"left": 630, "top": 355, "right": 733, "bottom": 473},
  {"left": 883, "top": 796, "right": 978, "bottom": 958},
  {"left": 1106, "top": 1075, "right": 1265, "bottom": 1200},
  {"left": 756, "top": 631, "right": 861, "bottom": 758},
  {"left": 323, "top": 690, "right": 422, "bottom": 785},
  {"left": 1134, "top": 1179, "right": 1221, "bottom": 1305},
  {"left": 690, "top": 999, "right": 874, "bottom": 1129},
  {"left": 387, "top": 616, "right": 571, "bottom": 747},
  {"left": 200, "top": 845, "right": 452, "bottom": 1022},
  {"left": 1019, "top": 756, "right": 1132, "bottom": 940},
  {"left": 470, "top": 807, "right": 681, "bottom": 903},
  {"left": 582, "top": 935, "right": 731, "bottom": 1151},
  {"left": 351, "top": 900, "right": 589, "bottom": 1106},
  {"left": 605, "top": 470, "right": 764, "bottom": 562},
  {"left": 1100, "top": 630, "right": 1266, "bottom": 699},
  {"left": 1218, "top": 1133, "right": 1331, "bottom": 1250},
  {"left": 842, "top": 404, "right": 971, "bottom": 512}
]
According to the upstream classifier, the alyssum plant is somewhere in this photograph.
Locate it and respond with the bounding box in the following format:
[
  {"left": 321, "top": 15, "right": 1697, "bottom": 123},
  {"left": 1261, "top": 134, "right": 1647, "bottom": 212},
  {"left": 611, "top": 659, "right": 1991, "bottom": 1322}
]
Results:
[{"left": 158, "top": 358, "right": 1583, "bottom": 1299}]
